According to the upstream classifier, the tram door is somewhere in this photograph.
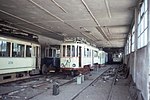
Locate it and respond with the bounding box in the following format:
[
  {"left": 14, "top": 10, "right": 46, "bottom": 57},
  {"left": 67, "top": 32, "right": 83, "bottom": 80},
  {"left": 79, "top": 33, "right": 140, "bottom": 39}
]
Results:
[
  {"left": 34, "top": 46, "right": 40, "bottom": 69},
  {"left": 79, "top": 46, "right": 82, "bottom": 67}
]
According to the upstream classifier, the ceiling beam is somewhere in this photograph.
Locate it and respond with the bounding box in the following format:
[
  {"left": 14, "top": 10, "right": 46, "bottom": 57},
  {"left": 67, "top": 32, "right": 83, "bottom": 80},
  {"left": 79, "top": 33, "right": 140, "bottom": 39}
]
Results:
[
  {"left": 51, "top": 0, "right": 68, "bottom": 13},
  {"left": 104, "top": 0, "right": 112, "bottom": 18},
  {"left": 28, "top": 0, "right": 96, "bottom": 43},
  {"left": 80, "top": 0, "right": 110, "bottom": 42},
  {"left": 0, "top": 9, "right": 64, "bottom": 36}
]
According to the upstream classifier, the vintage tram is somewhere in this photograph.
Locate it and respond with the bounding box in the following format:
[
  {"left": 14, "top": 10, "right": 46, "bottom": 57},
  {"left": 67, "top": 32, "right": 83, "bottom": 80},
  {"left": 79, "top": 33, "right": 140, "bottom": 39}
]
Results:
[
  {"left": 0, "top": 32, "right": 40, "bottom": 83},
  {"left": 60, "top": 37, "right": 107, "bottom": 76},
  {"left": 112, "top": 52, "right": 123, "bottom": 63},
  {"left": 41, "top": 45, "right": 60, "bottom": 74}
]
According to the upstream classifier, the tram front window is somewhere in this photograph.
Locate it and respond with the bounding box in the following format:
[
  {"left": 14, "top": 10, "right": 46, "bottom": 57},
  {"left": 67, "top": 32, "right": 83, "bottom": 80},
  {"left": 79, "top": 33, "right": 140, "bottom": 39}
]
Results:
[
  {"left": 49, "top": 48, "right": 52, "bottom": 57},
  {"left": 72, "top": 45, "right": 75, "bottom": 57},
  {"left": 67, "top": 45, "right": 70, "bottom": 57},
  {"left": 63, "top": 45, "right": 65, "bottom": 57}
]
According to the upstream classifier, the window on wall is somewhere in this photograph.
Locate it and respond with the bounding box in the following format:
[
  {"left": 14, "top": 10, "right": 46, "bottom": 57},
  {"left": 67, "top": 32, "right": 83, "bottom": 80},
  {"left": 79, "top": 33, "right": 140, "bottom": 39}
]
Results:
[
  {"left": 128, "top": 34, "right": 131, "bottom": 53},
  {"left": 126, "top": 40, "right": 129, "bottom": 55},
  {"left": 125, "top": 41, "right": 127, "bottom": 55},
  {"left": 0, "top": 40, "right": 10, "bottom": 57},
  {"left": 131, "top": 25, "right": 135, "bottom": 52},
  {"left": 137, "top": 0, "right": 148, "bottom": 49}
]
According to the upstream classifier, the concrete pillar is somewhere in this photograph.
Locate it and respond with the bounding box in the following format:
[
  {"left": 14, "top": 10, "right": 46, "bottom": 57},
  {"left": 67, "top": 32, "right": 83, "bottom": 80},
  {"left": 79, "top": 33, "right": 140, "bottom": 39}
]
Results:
[
  {"left": 133, "top": 8, "right": 138, "bottom": 82},
  {"left": 147, "top": 0, "right": 150, "bottom": 99}
]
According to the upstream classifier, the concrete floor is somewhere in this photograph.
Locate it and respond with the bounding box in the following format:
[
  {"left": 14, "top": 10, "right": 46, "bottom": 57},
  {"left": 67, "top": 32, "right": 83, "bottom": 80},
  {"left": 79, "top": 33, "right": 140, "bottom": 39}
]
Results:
[
  {"left": 30, "top": 65, "right": 131, "bottom": 100},
  {"left": 0, "top": 65, "right": 132, "bottom": 100}
]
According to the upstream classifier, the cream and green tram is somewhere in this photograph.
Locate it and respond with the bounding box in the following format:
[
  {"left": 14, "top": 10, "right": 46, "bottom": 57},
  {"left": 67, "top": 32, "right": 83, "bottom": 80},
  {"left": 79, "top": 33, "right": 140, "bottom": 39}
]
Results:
[
  {"left": 60, "top": 41, "right": 100, "bottom": 75},
  {"left": 0, "top": 34, "right": 40, "bottom": 83}
]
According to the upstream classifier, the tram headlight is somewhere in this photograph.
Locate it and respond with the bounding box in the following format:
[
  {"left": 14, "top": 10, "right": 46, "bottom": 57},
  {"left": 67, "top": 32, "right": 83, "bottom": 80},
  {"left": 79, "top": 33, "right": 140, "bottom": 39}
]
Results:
[{"left": 72, "top": 64, "right": 76, "bottom": 67}]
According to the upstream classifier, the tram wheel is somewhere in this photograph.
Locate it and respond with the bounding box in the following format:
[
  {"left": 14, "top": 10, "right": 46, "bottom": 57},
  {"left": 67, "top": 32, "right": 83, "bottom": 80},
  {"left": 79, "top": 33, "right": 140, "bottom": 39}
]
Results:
[
  {"left": 41, "top": 64, "right": 48, "bottom": 75},
  {"left": 71, "top": 70, "right": 78, "bottom": 77}
]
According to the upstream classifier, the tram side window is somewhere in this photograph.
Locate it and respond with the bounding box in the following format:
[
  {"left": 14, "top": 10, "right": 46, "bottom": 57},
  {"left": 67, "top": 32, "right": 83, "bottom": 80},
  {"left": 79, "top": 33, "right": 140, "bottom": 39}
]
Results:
[
  {"left": 76, "top": 46, "right": 78, "bottom": 57},
  {"left": 45, "top": 48, "right": 48, "bottom": 57},
  {"left": 72, "top": 45, "right": 75, "bottom": 57},
  {"left": 49, "top": 48, "right": 52, "bottom": 57},
  {"left": 84, "top": 48, "right": 86, "bottom": 57},
  {"left": 12, "top": 43, "right": 24, "bottom": 57},
  {"left": 57, "top": 49, "right": 60, "bottom": 57},
  {"left": 63, "top": 45, "right": 65, "bottom": 57},
  {"left": 33, "top": 47, "right": 36, "bottom": 56},
  {"left": 0, "top": 41, "right": 10, "bottom": 57},
  {"left": 53, "top": 49, "right": 56, "bottom": 57},
  {"left": 26, "top": 45, "right": 32, "bottom": 57},
  {"left": 67, "top": 45, "right": 70, "bottom": 57},
  {"left": 94, "top": 51, "right": 98, "bottom": 57},
  {"left": 87, "top": 49, "right": 91, "bottom": 57}
]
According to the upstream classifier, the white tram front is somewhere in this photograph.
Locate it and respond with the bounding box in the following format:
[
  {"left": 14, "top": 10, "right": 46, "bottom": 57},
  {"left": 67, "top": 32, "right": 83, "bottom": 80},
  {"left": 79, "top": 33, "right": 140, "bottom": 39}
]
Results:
[
  {"left": 60, "top": 38, "right": 106, "bottom": 75},
  {"left": 112, "top": 52, "right": 123, "bottom": 63},
  {"left": 0, "top": 33, "right": 40, "bottom": 83}
]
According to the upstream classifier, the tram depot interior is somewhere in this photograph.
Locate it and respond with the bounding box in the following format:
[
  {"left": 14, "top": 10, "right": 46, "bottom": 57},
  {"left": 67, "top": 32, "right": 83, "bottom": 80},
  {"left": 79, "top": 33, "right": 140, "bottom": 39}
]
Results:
[{"left": 0, "top": 0, "right": 150, "bottom": 100}]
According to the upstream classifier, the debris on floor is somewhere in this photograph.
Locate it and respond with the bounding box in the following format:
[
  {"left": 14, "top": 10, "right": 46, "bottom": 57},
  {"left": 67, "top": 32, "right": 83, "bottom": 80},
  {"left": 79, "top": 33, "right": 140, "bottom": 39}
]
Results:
[
  {"left": 101, "top": 67, "right": 116, "bottom": 82},
  {"left": 129, "top": 80, "right": 144, "bottom": 100}
]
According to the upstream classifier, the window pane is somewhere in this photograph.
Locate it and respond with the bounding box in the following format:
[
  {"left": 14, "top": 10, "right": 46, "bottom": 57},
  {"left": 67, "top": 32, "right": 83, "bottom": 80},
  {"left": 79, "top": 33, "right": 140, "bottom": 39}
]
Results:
[
  {"left": 45, "top": 49, "right": 48, "bottom": 57},
  {"left": 33, "top": 47, "right": 36, "bottom": 56},
  {"left": 144, "top": 30, "right": 147, "bottom": 46},
  {"left": 132, "top": 25, "right": 135, "bottom": 33},
  {"left": 76, "top": 46, "right": 78, "bottom": 57},
  {"left": 138, "top": 12, "right": 140, "bottom": 24},
  {"left": 84, "top": 48, "right": 86, "bottom": 57},
  {"left": 87, "top": 49, "right": 91, "bottom": 57},
  {"left": 36, "top": 46, "right": 39, "bottom": 57},
  {"left": 63, "top": 45, "right": 65, "bottom": 57},
  {"left": 67, "top": 45, "right": 70, "bottom": 57},
  {"left": 53, "top": 49, "right": 56, "bottom": 57},
  {"left": 0, "top": 41, "right": 10, "bottom": 57},
  {"left": 141, "top": 17, "right": 144, "bottom": 33},
  {"left": 144, "top": 12, "right": 148, "bottom": 29},
  {"left": 94, "top": 51, "right": 98, "bottom": 57},
  {"left": 26, "top": 45, "right": 32, "bottom": 57},
  {"left": 141, "top": 3, "right": 144, "bottom": 15},
  {"left": 72, "top": 45, "right": 75, "bottom": 57},
  {"left": 138, "top": 24, "right": 141, "bottom": 36},
  {"left": 144, "top": 0, "right": 147, "bottom": 11},
  {"left": 57, "top": 49, "right": 60, "bottom": 57},
  {"left": 12, "top": 43, "right": 24, "bottom": 57},
  {"left": 49, "top": 48, "right": 52, "bottom": 57},
  {"left": 141, "top": 34, "right": 144, "bottom": 46},
  {"left": 138, "top": 37, "right": 140, "bottom": 49}
]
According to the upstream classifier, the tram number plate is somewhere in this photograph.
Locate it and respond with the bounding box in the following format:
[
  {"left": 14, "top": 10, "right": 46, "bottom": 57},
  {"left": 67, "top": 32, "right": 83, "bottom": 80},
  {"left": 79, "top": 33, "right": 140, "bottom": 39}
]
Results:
[{"left": 8, "top": 61, "right": 13, "bottom": 64}]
